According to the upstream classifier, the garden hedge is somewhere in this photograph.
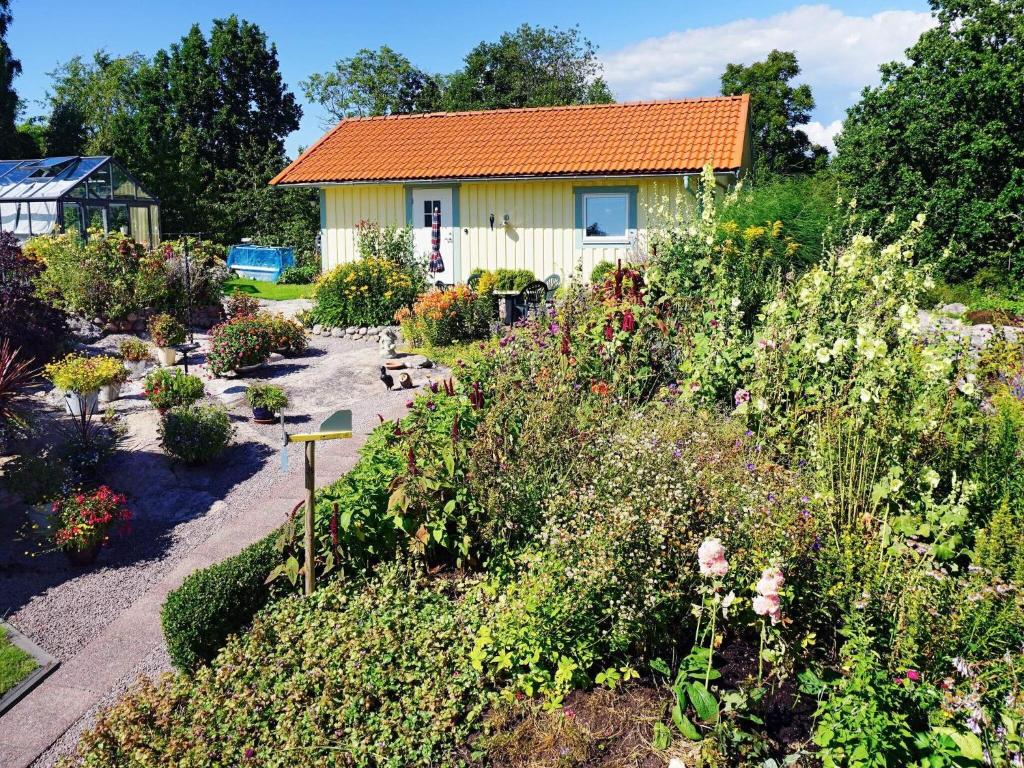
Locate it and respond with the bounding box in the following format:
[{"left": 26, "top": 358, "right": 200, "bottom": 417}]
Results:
[{"left": 161, "top": 531, "right": 279, "bottom": 671}]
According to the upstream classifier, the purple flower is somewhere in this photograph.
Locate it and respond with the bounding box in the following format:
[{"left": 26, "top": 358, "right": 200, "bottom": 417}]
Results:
[
  {"left": 734, "top": 389, "right": 750, "bottom": 406},
  {"left": 549, "top": 322, "right": 560, "bottom": 336}
]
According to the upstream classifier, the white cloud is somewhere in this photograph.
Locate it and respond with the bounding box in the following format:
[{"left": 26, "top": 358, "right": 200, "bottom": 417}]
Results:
[
  {"left": 805, "top": 119, "right": 844, "bottom": 153},
  {"left": 602, "top": 4, "right": 935, "bottom": 131}
]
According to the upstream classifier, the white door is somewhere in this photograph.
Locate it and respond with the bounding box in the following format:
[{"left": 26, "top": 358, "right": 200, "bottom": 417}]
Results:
[{"left": 411, "top": 188, "right": 454, "bottom": 284}]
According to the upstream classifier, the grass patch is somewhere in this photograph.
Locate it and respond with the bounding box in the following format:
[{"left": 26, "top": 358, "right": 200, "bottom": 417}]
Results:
[
  {"left": 0, "top": 626, "right": 38, "bottom": 697},
  {"left": 223, "top": 277, "right": 313, "bottom": 301}
]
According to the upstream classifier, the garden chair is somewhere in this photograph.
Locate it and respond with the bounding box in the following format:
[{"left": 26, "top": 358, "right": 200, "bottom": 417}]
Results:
[
  {"left": 518, "top": 280, "right": 549, "bottom": 320},
  {"left": 544, "top": 273, "right": 561, "bottom": 301}
]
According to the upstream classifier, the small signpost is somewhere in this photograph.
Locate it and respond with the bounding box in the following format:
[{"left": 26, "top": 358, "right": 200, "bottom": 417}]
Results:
[{"left": 281, "top": 409, "right": 353, "bottom": 595}]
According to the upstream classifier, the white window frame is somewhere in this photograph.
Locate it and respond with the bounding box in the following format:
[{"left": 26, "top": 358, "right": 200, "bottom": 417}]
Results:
[{"left": 581, "top": 192, "right": 631, "bottom": 245}]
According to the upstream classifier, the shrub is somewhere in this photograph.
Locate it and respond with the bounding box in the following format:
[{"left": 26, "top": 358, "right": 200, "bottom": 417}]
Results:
[
  {"left": 80, "top": 566, "right": 489, "bottom": 767},
  {"left": 142, "top": 369, "right": 204, "bottom": 412},
  {"left": 277, "top": 264, "right": 318, "bottom": 284},
  {"left": 159, "top": 238, "right": 229, "bottom": 311},
  {"left": 205, "top": 315, "right": 274, "bottom": 376},
  {"left": 158, "top": 405, "right": 233, "bottom": 465},
  {"left": 161, "top": 532, "right": 279, "bottom": 671},
  {"left": 396, "top": 285, "right": 492, "bottom": 347},
  {"left": 310, "top": 257, "right": 421, "bottom": 328},
  {"left": 147, "top": 313, "right": 185, "bottom": 347},
  {"left": 0, "top": 231, "right": 66, "bottom": 364},
  {"left": 117, "top": 337, "right": 151, "bottom": 362},
  {"left": 0, "top": 340, "right": 37, "bottom": 443},
  {"left": 225, "top": 289, "right": 260, "bottom": 319},
  {"left": 590, "top": 260, "right": 616, "bottom": 284},
  {"left": 355, "top": 219, "right": 417, "bottom": 269},
  {"left": 264, "top": 313, "right": 307, "bottom": 355}
]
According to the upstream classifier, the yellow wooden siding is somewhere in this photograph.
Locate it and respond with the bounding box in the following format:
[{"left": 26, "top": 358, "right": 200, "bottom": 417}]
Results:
[{"left": 321, "top": 176, "right": 713, "bottom": 279}]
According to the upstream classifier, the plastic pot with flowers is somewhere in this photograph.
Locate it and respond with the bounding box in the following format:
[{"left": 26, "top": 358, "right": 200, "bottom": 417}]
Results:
[
  {"left": 47, "top": 486, "right": 132, "bottom": 566},
  {"left": 44, "top": 353, "right": 126, "bottom": 417},
  {"left": 149, "top": 313, "right": 187, "bottom": 367},
  {"left": 245, "top": 382, "right": 287, "bottom": 424},
  {"left": 205, "top": 315, "right": 274, "bottom": 377}
]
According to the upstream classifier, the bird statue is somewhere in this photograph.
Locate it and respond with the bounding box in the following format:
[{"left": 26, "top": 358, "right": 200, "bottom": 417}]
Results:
[
  {"left": 379, "top": 366, "right": 394, "bottom": 391},
  {"left": 418, "top": 358, "right": 434, "bottom": 369},
  {"left": 399, "top": 372, "right": 414, "bottom": 389}
]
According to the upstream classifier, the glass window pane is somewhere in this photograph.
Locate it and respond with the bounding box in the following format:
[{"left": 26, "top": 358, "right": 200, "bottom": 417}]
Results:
[
  {"left": 68, "top": 182, "right": 87, "bottom": 198},
  {"left": 62, "top": 202, "right": 82, "bottom": 235},
  {"left": 86, "top": 206, "right": 106, "bottom": 232},
  {"left": 149, "top": 205, "right": 160, "bottom": 243},
  {"left": 130, "top": 206, "right": 150, "bottom": 247},
  {"left": 111, "top": 163, "right": 136, "bottom": 198},
  {"left": 28, "top": 202, "right": 58, "bottom": 236},
  {"left": 584, "top": 194, "right": 628, "bottom": 239},
  {"left": 88, "top": 165, "right": 112, "bottom": 199},
  {"left": 109, "top": 204, "right": 130, "bottom": 234}
]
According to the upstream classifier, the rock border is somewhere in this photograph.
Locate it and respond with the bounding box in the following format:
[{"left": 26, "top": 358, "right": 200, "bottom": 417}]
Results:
[{"left": 308, "top": 324, "right": 400, "bottom": 344}]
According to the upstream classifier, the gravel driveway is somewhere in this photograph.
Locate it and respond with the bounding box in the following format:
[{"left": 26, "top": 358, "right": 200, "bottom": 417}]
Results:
[{"left": 0, "top": 318, "right": 446, "bottom": 767}]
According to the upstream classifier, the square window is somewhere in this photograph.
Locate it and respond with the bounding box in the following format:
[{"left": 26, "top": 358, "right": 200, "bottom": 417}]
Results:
[{"left": 582, "top": 193, "right": 629, "bottom": 243}]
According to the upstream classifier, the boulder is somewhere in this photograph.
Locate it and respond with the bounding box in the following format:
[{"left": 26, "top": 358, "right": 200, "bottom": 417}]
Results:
[
  {"left": 68, "top": 315, "right": 105, "bottom": 343},
  {"left": 331, "top": 327, "right": 345, "bottom": 337},
  {"left": 312, "top": 324, "right": 323, "bottom": 335},
  {"left": 940, "top": 303, "right": 968, "bottom": 315}
]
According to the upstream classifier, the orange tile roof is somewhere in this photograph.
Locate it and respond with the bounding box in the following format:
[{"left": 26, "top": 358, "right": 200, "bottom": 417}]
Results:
[{"left": 271, "top": 95, "right": 750, "bottom": 185}]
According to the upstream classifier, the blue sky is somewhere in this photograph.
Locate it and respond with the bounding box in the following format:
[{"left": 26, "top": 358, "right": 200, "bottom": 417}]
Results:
[{"left": 8, "top": 1, "right": 933, "bottom": 155}]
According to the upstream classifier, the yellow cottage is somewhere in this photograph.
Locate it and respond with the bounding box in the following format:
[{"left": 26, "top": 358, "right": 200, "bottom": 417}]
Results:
[{"left": 271, "top": 95, "right": 751, "bottom": 283}]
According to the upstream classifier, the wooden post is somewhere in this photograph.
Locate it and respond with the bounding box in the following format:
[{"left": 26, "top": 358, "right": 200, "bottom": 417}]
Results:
[{"left": 304, "top": 440, "right": 316, "bottom": 596}]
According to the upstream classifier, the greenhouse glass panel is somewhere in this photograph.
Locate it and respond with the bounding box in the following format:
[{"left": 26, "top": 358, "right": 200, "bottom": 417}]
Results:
[
  {"left": 130, "top": 207, "right": 150, "bottom": 246},
  {"left": 109, "top": 204, "right": 130, "bottom": 234},
  {"left": 86, "top": 206, "right": 106, "bottom": 231},
  {"left": 149, "top": 205, "right": 160, "bottom": 242},
  {"left": 111, "top": 164, "right": 136, "bottom": 198},
  {"left": 28, "top": 202, "right": 58, "bottom": 235},
  {"left": 88, "top": 165, "right": 112, "bottom": 199},
  {"left": 62, "top": 202, "right": 83, "bottom": 236}
]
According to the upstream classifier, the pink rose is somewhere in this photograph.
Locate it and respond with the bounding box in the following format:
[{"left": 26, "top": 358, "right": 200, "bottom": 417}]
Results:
[{"left": 698, "top": 538, "right": 729, "bottom": 577}]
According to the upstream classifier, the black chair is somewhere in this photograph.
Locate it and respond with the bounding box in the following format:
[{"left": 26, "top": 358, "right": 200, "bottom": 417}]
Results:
[
  {"left": 518, "top": 280, "right": 549, "bottom": 320},
  {"left": 434, "top": 280, "right": 448, "bottom": 292}
]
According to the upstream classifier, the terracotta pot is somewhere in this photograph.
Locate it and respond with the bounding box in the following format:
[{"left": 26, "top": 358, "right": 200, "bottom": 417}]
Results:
[
  {"left": 156, "top": 347, "right": 178, "bottom": 367},
  {"left": 64, "top": 541, "right": 101, "bottom": 567},
  {"left": 64, "top": 390, "right": 99, "bottom": 417}
]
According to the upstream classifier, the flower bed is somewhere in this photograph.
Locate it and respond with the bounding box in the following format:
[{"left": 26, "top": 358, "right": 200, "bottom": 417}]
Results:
[{"left": 205, "top": 315, "right": 274, "bottom": 375}]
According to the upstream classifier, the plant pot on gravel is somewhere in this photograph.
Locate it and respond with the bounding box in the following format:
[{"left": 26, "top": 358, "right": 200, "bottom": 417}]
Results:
[
  {"left": 206, "top": 315, "right": 274, "bottom": 377},
  {"left": 48, "top": 486, "right": 132, "bottom": 567},
  {"left": 246, "top": 383, "right": 287, "bottom": 424},
  {"left": 149, "top": 313, "right": 187, "bottom": 367},
  {"left": 44, "top": 353, "right": 107, "bottom": 417}
]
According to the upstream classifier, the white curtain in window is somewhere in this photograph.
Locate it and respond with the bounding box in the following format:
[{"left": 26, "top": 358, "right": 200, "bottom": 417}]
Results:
[{"left": 29, "top": 202, "right": 58, "bottom": 236}]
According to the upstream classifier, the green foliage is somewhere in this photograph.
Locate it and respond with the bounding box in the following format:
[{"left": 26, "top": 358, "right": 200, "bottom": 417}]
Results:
[
  {"left": 834, "top": 0, "right": 1024, "bottom": 280},
  {"left": 117, "top": 337, "right": 151, "bottom": 362},
  {"left": 721, "top": 50, "right": 827, "bottom": 174},
  {"left": 589, "top": 260, "right": 616, "bottom": 284},
  {"left": 446, "top": 24, "right": 612, "bottom": 111},
  {"left": 147, "top": 313, "right": 185, "bottom": 347},
  {"left": 158, "top": 405, "right": 233, "bottom": 465},
  {"left": 276, "top": 264, "right": 318, "bottom": 284},
  {"left": 310, "top": 257, "right": 421, "bottom": 328},
  {"left": 301, "top": 45, "right": 442, "bottom": 122},
  {"left": 355, "top": 220, "right": 417, "bottom": 268},
  {"left": 82, "top": 566, "right": 489, "bottom": 767},
  {"left": 0, "top": 231, "right": 67, "bottom": 364},
  {"left": 721, "top": 172, "right": 839, "bottom": 267},
  {"left": 142, "top": 368, "right": 204, "bottom": 411},
  {"left": 161, "top": 532, "right": 279, "bottom": 671}
]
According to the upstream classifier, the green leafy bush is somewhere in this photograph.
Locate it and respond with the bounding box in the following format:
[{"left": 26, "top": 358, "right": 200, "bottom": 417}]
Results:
[
  {"left": 396, "top": 285, "right": 492, "bottom": 347},
  {"left": 310, "top": 257, "right": 422, "bottom": 328},
  {"left": 245, "top": 382, "right": 287, "bottom": 412},
  {"left": 81, "top": 566, "right": 489, "bottom": 768},
  {"left": 158, "top": 405, "right": 233, "bottom": 465},
  {"left": 277, "top": 264, "right": 318, "bottom": 284},
  {"left": 590, "top": 260, "right": 616, "bottom": 284},
  {"left": 470, "top": 267, "right": 536, "bottom": 292},
  {"left": 147, "top": 313, "right": 185, "bottom": 347},
  {"left": 161, "top": 532, "right": 279, "bottom": 671},
  {"left": 0, "top": 231, "right": 66, "bottom": 364},
  {"left": 117, "top": 337, "right": 151, "bottom": 362},
  {"left": 264, "top": 312, "right": 308, "bottom": 355},
  {"left": 142, "top": 368, "right": 204, "bottom": 412}
]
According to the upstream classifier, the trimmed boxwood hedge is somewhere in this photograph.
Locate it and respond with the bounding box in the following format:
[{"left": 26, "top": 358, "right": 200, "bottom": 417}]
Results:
[{"left": 161, "top": 531, "right": 279, "bottom": 671}]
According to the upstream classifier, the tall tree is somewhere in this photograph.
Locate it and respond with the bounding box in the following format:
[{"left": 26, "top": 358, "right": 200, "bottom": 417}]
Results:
[
  {"left": 835, "top": 0, "right": 1024, "bottom": 280},
  {"left": 302, "top": 46, "right": 442, "bottom": 124},
  {"left": 445, "top": 24, "right": 612, "bottom": 111},
  {"left": 721, "top": 50, "right": 826, "bottom": 175},
  {"left": 0, "top": 0, "right": 37, "bottom": 158}
]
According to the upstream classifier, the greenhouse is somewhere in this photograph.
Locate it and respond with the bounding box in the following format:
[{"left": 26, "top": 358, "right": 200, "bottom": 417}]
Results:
[{"left": 0, "top": 156, "right": 161, "bottom": 246}]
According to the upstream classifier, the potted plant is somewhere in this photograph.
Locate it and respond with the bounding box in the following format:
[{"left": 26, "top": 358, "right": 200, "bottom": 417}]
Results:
[
  {"left": 149, "top": 313, "right": 186, "bottom": 366},
  {"left": 205, "top": 315, "right": 274, "bottom": 376},
  {"left": 246, "top": 383, "right": 287, "bottom": 423},
  {"left": 118, "top": 337, "right": 153, "bottom": 380},
  {"left": 95, "top": 355, "right": 131, "bottom": 403},
  {"left": 44, "top": 354, "right": 106, "bottom": 417},
  {"left": 143, "top": 368, "right": 205, "bottom": 413},
  {"left": 50, "top": 486, "right": 132, "bottom": 566}
]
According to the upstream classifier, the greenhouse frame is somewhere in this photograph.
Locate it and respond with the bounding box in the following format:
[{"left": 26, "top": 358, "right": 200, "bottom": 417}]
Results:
[{"left": 0, "top": 156, "right": 161, "bottom": 246}]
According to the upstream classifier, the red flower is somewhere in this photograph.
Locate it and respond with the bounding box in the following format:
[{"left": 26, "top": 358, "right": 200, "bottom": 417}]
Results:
[{"left": 622, "top": 309, "right": 636, "bottom": 333}]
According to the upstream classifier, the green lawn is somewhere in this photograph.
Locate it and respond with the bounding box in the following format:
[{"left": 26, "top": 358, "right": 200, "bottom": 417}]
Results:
[
  {"left": 223, "top": 277, "right": 314, "bottom": 301},
  {"left": 0, "top": 627, "right": 37, "bottom": 698}
]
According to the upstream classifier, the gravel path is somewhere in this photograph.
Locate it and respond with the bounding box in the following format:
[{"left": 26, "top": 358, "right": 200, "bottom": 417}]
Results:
[{"left": 0, "top": 319, "right": 446, "bottom": 767}]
